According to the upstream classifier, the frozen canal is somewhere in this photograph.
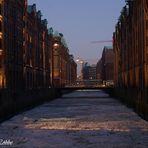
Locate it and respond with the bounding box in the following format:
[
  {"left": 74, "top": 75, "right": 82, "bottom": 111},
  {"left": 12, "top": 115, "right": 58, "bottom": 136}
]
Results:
[{"left": 0, "top": 89, "right": 148, "bottom": 148}]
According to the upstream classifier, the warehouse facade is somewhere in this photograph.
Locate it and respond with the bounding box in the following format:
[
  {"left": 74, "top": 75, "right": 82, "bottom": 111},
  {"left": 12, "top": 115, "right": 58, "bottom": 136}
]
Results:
[{"left": 113, "top": 0, "right": 148, "bottom": 120}]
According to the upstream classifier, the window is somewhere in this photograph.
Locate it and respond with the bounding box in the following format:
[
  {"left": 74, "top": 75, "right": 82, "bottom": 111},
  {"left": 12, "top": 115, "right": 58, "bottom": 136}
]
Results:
[
  {"left": 146, "top": 36, "right": 148, "bottom": 46},
  {"left": 0, "top": 21, "right": 2, "bottom": 32},
  {"left": 146, "top": 20, "right": 148, "bottom": 30},
  {"left": 0, "top": 38, "right": 2, "bottom": 49}
]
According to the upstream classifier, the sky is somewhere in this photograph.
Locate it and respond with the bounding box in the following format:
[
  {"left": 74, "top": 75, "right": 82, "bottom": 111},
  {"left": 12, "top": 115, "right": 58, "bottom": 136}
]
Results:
[{"left": 28, "top": 0, "right": 125, "bottom": 64}]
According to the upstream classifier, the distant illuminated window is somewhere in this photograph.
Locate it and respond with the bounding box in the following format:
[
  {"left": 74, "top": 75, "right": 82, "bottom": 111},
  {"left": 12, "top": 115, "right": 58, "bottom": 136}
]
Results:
[
  {"left": 146, "top": 36, "right": 148, "bottom": 46},
  {"left": 29, "top": 36, "right": 32, "bottom": 43},
  {"left": 0, "top": 21, "right": 2, "bottom": 32},
  {"left": 0, "top": 74, "right": 3, "bottom": 88},
  {"left": 146, "top": 20, "right": 148, "bottom": 30},
  {"left": 0, "top": 38, "right": 2, "bottom": 49}
]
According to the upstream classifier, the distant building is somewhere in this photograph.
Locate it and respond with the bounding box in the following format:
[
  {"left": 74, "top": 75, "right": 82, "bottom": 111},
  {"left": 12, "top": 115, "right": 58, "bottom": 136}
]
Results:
[
  {"left": 52, "top": 32, "right": 77, "bottom": 87},
  {"left": 96, "top": 59, "right": 102, "bottom": 80},
  {"left": 89, "top": 65, "right": 96, "bottom": 80},
  {"left": 69, "top": 55, "right": 77, "bottom": 85},
  {"left": 82, "top": 63, "right": 89, "bottom": 80},
  {"left": 101, "top": 46, "right": 114, "bottom": 82},
  {"left": 96, "top": 46, "right": 114, "bottom": 85},
  {"left": 82, "top": 63, "right": 96, "bottom": 80}
]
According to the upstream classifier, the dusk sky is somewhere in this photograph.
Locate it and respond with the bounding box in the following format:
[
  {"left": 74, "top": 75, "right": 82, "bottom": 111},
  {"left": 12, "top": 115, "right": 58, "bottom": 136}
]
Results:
[{"left": 28, "top": 0, "right": 125, "bottom": 64}]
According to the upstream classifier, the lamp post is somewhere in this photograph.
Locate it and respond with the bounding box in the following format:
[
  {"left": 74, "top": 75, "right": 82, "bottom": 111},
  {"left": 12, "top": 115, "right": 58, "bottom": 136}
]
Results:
[{"left": 52, "top": 42, "right": 60, "bottom": 87}]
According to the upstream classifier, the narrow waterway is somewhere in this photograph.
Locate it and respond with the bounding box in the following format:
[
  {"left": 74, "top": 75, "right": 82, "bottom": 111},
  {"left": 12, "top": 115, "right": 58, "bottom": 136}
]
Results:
[{"left": 0, "top": 89, "right": 148, "bottom": 148}]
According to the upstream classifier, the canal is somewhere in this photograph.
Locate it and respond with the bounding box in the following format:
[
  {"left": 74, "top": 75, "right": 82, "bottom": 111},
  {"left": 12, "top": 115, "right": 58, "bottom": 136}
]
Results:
[{"left": 0, "top": 89, "right": 148, "bottom": 147}]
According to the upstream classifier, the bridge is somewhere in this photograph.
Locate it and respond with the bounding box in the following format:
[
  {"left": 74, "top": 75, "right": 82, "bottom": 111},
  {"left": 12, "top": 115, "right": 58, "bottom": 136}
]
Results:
[{"left": 65, "top": 79, "right": 114, "bottom": 88}]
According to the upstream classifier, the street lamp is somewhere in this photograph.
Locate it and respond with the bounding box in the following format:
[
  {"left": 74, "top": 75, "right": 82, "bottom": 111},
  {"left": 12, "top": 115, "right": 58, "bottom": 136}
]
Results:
[
  {"left": 53, "top": 43, "right": 59, "bottom": 48},
  {"left": 52, "top": 41, "right": 61, "bottom": 88}
]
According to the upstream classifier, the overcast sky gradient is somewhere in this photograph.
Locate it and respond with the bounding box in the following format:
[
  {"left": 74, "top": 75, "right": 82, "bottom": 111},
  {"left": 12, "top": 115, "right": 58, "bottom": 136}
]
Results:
[{"left": 28, "top": 0, "right": 125, "bottom": 64}]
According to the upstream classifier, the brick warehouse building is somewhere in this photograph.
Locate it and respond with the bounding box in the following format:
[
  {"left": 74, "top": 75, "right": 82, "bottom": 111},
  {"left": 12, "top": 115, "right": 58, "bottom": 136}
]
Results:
[
  {"left": 0, "top": 0, "right": 77, "bottom": 119},
  {"left": 69, "top": 55, "right": 77, "bottom": 86},
  {"left": 0, "top": 0, "right": 26, "bottom": 91},
  {"left": 52, "top": 32, "right": 77, "bottom": 88},
  {"left": 0, "top": 0, "right": 77, "bottom": 91},
  {"left": 96, "top": 46, "right": 114, "bottom": 86},
  {"left": 101, "top": 46, "right": 114, "bottom": 83},
  {"left": 24, "top": 4, "right": 51, "bottom": 90},
  {"left": 96, "top": 59, "right": 102, "bottom": 80},
  {"left": 113, "top": 0, "right": 148, "bottom": 120}
]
